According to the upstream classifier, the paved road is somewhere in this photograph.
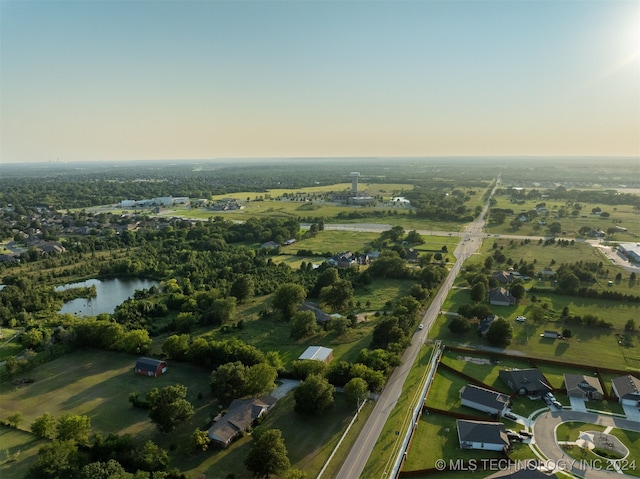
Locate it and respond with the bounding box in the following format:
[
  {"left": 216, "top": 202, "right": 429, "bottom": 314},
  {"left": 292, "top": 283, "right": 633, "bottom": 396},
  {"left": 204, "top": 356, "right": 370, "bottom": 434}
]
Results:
[
  {"left": 335, "top": 177, "right": 501, "bottom": 479},
  {"left": 534, "top": 410, "right": 640, "bottom": 478}
]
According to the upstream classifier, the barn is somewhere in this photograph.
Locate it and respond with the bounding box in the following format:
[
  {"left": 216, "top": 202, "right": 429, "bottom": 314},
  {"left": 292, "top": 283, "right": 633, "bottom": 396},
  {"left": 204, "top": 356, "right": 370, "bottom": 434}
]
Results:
[
  {"left": 298, "top": 346, "right": 334, "bottom": 364},
  {"left": 135, "top": 357, "right": 167, "bottom": 377}
]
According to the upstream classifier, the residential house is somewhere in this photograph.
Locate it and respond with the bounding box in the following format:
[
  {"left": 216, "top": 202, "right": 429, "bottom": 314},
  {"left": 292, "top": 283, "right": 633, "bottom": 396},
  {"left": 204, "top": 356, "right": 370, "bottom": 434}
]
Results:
[
  {"left": 406, "top": 248, "right": 420, "bottom": 263},
  {"left": 489, "top": 288, "right": 517, "bottom": 306},
  {"left": 456, "top": 419, "right": 509, "bottom": 451},
  {"left": 564, "top": 374, "right": 604, "bottom": 400},
  {"left": 499, "top": 369, "right": 551, "bottom": 396},
  {"left": 134, "top": 357, "right": 167, "bottom": 378},
  {"left": 330, "top": 252, "right": 356, "bottom": 268},
  {"left": 298, "top": 346, "right": 334, "bottom": 364},
  {"left": 299, "top": 302, "right": 332, "bottom": 324},
  {"left": 459, "top": 384, "right": 510, "bottom": 416},
  {"left": 492, "top": 271, "right": 513, "bottom": 284},
  {"left": 611, "top": 375, "right": 640, "bottom": 406},
  {"left": 208, "top": 397, "right": 276, "bottom": 447}
]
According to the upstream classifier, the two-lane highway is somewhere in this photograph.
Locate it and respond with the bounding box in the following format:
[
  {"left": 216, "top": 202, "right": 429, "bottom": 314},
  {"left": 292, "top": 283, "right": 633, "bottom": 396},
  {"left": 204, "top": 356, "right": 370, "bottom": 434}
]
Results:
[{"left": 335, "top": 177, "right": 501, "bottom": 479}]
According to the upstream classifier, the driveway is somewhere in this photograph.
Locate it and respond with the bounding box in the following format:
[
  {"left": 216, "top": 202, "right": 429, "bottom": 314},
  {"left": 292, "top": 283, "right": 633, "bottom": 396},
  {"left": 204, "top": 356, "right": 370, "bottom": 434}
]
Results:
[
  {"left": 622, "top": 404, "right": 640, "bottom": 422},
  {"left": 569, "top": 396, "right": 587, "bottom": 412},
  {"left": 270, "top": 379, "right": 299, "bottom": 399}
]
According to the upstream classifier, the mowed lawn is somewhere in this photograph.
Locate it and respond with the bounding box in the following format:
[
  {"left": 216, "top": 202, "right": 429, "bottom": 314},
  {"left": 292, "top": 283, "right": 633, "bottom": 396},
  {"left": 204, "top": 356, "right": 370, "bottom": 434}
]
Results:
[{"left": 0, "top": 348, "right": 213, "bottom": 441}]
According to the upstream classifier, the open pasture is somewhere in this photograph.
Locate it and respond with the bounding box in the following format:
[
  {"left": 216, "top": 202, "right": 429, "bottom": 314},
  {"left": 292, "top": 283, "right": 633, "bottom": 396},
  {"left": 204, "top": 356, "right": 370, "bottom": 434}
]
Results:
[{"left": 0, "top": 349, "right": 212, "bottom": 442}]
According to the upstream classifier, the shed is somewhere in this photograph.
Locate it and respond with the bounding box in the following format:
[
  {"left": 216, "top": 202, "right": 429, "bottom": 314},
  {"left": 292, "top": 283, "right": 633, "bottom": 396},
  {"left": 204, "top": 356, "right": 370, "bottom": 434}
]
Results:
[
  {"left": 298, "top": 346, "right": 334, "bottom": 364},
  {"left": 134, "top": 357, "right": 167, "bottom": 377}
]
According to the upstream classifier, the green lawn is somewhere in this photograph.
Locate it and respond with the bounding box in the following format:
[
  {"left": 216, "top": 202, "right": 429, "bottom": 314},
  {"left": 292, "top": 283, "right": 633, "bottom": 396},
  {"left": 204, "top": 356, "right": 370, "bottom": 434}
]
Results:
[
  {"left": 403, "top": 413, "right": 505, "bottom": 471},
  {"left": 485, "top": 194, "right": 640, "bottom": 240},
  {"left": 362, "top": 344, "right": 434, "bottom": 478},
  {"left": 179, "top": 393, "right": 371, "bottom": 479},
  {"left": 0, "top": 426, "right": 46, "bottom": 479},
  {"left": 0, "top": 349, "right": 213, "bottom": 446},
  {"left": 0, "top": 329, "right": 24, "bottom": 362}
]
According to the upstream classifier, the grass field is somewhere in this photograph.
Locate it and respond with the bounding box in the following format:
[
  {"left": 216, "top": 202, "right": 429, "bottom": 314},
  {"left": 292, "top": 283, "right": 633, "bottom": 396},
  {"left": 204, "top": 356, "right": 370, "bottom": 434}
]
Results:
[
  {"left": 486, "top": 194, "right": 640, "bottom": 240},
  {"left": 0, "top": 426, "right": 46, "bottom": 479},
  {"left": 0, "top": 347, "right": 374, "bottom": 479}
]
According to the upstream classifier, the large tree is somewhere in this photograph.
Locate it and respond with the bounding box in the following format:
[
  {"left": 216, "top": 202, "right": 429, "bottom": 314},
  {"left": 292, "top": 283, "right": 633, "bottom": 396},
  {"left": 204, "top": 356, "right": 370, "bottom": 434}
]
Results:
[
  {"left": 244, "top": 428, "right": 291, "bottom": 479},
  {"left": 147, "top": 384, "right": 194, "bottom": 432},
  {"left": 290, "top": 310, "right": 319, "bottom": 340},
  {"left": 56, "top": 414, "right": 92, "bottom": 445},
  {"left": 485, "top": 317, "right": 513, "bottom": 347},
  {"left": 31, "top": 412, "right": 56, "bottom": 439},
  {"left": 470, "top": 282, "right": 486, "bottom": 303},
  {"left": 344, "top": 377, "right": 369, "bottom": 408},
  {"left": 272, "top": 283, "right": 307, "bottom": 321},
  {"left": 294, "top": 374, "right": 335, "bottom": 415}
]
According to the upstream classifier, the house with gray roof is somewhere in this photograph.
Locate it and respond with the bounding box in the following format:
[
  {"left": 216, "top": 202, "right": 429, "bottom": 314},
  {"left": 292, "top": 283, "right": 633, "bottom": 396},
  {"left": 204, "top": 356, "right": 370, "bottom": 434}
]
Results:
[
  {"left": 208, "top": 397, "right": 276, "bottom": 447},
  {"left": 492, "top": 271, "right": 513, "bottom": 284},
  {"left": 564, "top": 374, "right": 603, "bottom": 400},
  {"left": 299, "top": 302, "right": 332, "bottom": 324},
  {"left": 460, "top": 384, "right": 510, "bottom": 416},
  {"left": 499, "top": 369, "right": 551, "bottom": 396},
  {"left": 489, "top": 287, "right": 517, "bottom": 306},
  {"left": 457, "top": 419, "right": 509, "bottom": 451},
  {"left": 611, "top": 375, "right": 640, "bottom": 406}
]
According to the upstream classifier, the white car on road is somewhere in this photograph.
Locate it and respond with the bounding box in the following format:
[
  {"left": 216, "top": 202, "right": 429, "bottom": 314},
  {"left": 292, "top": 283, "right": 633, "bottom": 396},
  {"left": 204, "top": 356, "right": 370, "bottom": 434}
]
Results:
[{"left": 515, "top": 316, "right": 526, "bottom": 322}]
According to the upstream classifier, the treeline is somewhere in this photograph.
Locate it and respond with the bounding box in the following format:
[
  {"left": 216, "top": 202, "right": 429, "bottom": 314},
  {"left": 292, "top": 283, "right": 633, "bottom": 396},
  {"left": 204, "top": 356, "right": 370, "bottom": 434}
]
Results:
[{"left": 404, "top": 188, "right": 475, "bottom": 222}]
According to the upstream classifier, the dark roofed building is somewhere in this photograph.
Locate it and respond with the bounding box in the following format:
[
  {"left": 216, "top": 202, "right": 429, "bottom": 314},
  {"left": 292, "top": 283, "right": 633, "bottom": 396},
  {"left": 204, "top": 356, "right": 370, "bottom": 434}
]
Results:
[
  {"left": 460, "top": 384, "right": 510, "bottom": 416},
  {"left": 456, "top": 419, "right": 509, "bottom": 451},
  {"left": 492, "top": 271, "right": 513, "bottom": 284},
  {"left": 499, "top": 369, "right": 551, "bottom": 396},
  {"left": 134, "top": 357, "right": 167, "bottom": 377},
  {"left": 611, "top": 375, "right": 640, "bottom": 406},
  {"left": 564, "top": 374, "right": 603, "bottom": 400},
  {"left": 489, "top": 287, "right": 517, "bottom": 306},
  {"left": 208, "top": 397, "right": 276, "bottom": 447},
  {"left": 300, "top": 302, "right": 332, "bottom": 324}
]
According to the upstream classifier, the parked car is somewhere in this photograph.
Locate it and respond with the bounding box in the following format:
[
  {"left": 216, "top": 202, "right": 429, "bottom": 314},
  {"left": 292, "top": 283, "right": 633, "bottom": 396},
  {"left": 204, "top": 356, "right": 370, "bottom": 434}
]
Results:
[
  {"left": 520, "top": 430, "right": 533, "bottom": 438},
  {"left": 515, "top": 316, "right": 526, "bottom": 322},
  {"left": 506, "top": 432, "right": 523, "bottom": 442},
  {"left": 503, "top": 412, "right": 518, "bottom": 421},
  {"left": 553, "top": 400, "right": 563, "bottom": 409}
]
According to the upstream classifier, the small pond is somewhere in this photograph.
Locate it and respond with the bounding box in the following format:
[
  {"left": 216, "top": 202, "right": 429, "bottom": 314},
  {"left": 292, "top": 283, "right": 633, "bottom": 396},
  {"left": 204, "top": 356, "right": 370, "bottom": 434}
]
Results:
[{"left": 56, "top": 278, "right": 160, "bottom": 316}]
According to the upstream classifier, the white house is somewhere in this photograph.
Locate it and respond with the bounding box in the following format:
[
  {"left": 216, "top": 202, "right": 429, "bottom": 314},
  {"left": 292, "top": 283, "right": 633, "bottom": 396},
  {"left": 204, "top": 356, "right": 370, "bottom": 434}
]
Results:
[
  {"left": 459, "top": 384, "right": 510, "bottom": 416},
  {"left": 611, "top": 375, "right": 640, "bottom": 406},
  {"left": 457, "top": 419, "right": 509, "bottom": 451}
]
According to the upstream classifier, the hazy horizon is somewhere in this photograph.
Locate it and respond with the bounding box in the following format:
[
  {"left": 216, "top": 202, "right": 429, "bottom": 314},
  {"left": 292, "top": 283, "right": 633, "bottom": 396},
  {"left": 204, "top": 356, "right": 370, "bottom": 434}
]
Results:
[{"left": 1, "top": 0, "right": 638, "bottom": 163}]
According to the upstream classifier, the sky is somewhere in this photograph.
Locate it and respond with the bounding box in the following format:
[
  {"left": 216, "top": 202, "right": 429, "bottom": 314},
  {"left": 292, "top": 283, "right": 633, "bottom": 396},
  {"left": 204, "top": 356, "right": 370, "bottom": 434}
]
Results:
[{"left": 1, "top": 0, "right": 639, "bottom": 163}]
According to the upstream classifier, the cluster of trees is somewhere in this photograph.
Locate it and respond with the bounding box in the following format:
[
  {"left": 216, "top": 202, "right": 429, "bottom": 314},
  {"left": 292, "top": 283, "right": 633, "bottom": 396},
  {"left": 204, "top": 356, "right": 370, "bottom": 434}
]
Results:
[
  {"left": 405, "top": 188, "right": 475, "bottom": 222},
  {"left": 24, "top": 411, "right": 180, "bottom": 478}
]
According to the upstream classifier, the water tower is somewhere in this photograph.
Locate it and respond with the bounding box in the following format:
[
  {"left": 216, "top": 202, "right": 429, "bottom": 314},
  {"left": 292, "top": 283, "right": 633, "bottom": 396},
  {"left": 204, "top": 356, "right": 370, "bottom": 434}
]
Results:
[{"left": 350, "top": 172, "right": 360, "bottom": 194}]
